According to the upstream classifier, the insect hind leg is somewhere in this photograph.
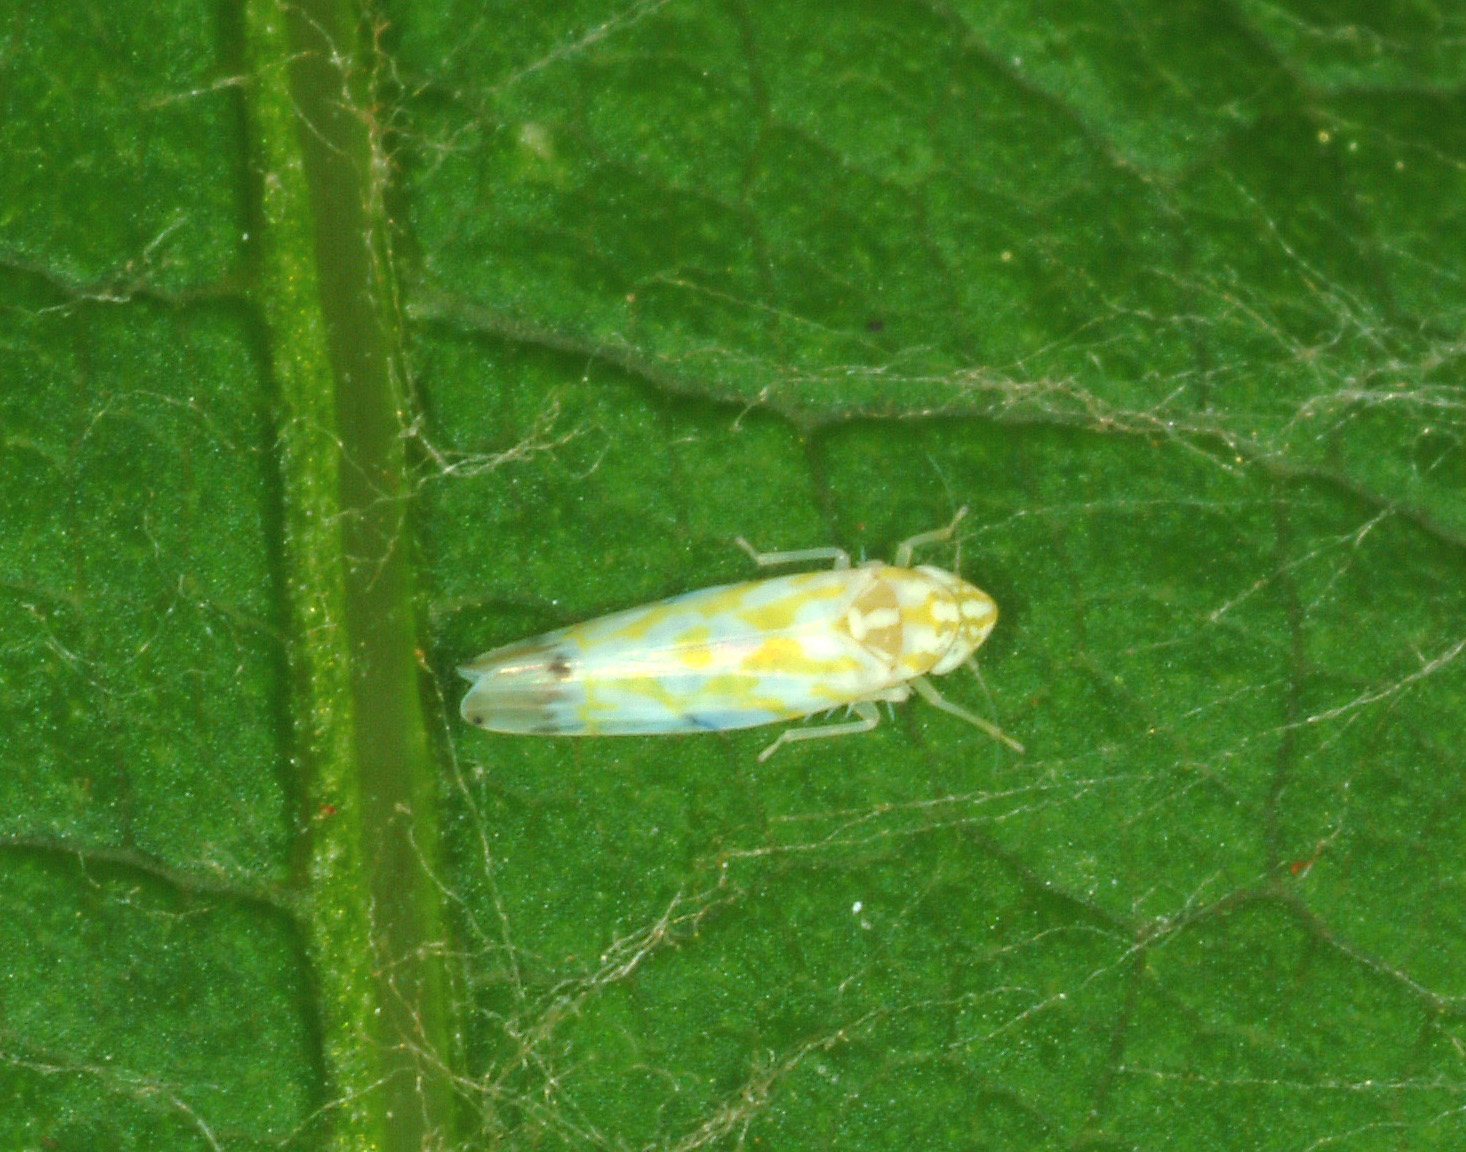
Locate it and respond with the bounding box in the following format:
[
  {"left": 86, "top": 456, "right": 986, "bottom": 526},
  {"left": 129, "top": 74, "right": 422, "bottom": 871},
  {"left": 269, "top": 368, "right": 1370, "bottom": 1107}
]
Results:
[
  {"left": 757, "top": 700, "right": 880, "bottom": 762},
  {"left": 909, "top": 675, "right": 1024, "bottom": 753}
]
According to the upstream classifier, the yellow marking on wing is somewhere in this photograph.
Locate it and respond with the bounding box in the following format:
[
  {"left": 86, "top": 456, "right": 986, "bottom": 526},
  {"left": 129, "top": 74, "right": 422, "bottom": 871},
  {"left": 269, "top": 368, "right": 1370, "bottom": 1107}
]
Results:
[
  {"left": 671, "top": 623, "right": 716, "bottom": 668},
  {"left": 594, "top": 598, "right": 697, "bottom": 644},
  {"left": 599, "top": 583, "right": 769, "bottom": 644},
  {"left": 740, "top": 636, "right": 861, "bottom": 678},
  {"left": 597, "top": 573, "right": 846, "bottom": 643},
  {"left": 581, "top": 675, "right": 708, "bottom": 726},
  {"left": 585, "top": 675, "right": 676, "bottom": 710},
  {"left": 581, "top": 671, "right": 799, "bottom": 724},
  {"left": 698, "top": 674, "right": 811, "bottom": 714},
  {"left": 735, "top": 581, "right": 846, "bottom": 633}
]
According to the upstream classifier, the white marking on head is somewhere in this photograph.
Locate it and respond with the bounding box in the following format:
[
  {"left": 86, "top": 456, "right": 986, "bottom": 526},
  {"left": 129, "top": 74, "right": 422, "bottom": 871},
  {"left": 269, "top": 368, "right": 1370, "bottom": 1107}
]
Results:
[
  {"left": 846, "top": 607, "right": 868, "bottom": 640},
  {"left": 931, "top": 599, "right": 959, "bottom": 624}
]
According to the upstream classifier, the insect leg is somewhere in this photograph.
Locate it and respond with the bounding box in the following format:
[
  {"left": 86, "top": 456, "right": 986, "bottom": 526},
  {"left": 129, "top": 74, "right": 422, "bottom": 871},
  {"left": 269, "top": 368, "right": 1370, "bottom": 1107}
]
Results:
[
  {"left": 735, "top": 537, "right": 851, "bottom": 571},
  {"left": 909, "top": 675, "right": 1024, "bottom": 753},
  {"left": 756, "top": 700, "right": 880, "bottom": 762},
  {"left": 893, "top": 506, "right": 968, "bottom": 568}
]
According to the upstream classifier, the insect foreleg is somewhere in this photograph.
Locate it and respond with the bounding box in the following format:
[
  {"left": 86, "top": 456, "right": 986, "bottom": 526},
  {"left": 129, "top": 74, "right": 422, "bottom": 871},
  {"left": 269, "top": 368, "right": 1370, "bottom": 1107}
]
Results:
[{"left": 893, "top": 506, "right": 968, "bottom": 568}]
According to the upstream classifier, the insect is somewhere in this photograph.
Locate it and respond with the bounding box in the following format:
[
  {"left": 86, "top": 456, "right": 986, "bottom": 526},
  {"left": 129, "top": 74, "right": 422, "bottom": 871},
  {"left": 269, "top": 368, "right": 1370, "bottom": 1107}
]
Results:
[{"left": 459, "top": 508, "right": 1023, "bottom": 761}]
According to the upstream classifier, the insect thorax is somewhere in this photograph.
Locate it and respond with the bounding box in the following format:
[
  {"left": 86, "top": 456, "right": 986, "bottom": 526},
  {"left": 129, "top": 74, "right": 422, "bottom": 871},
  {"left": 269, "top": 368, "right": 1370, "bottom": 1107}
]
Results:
[{"left": 840, "top": 565, "right": 998, "bottom": 678}]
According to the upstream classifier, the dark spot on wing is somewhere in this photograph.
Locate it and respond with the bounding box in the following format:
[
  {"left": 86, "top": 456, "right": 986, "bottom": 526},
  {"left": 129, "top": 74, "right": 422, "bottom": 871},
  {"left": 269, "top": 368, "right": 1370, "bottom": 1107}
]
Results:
[{"left": 547, "top": 654, "right": 573, "bottom": 680}]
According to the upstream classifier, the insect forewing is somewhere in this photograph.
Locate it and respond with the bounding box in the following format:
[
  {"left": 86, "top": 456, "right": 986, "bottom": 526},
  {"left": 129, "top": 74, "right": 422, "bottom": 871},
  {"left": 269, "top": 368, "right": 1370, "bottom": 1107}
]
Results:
[{"left": 459, "top": 569, "right": 890, "bottom": 735}]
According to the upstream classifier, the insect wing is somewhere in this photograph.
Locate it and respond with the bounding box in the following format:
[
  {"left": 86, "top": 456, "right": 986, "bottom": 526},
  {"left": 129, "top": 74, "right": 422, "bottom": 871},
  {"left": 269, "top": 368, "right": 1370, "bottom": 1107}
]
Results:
[{"left": 460, "top": 569, "right": 890, "bottom": 736}]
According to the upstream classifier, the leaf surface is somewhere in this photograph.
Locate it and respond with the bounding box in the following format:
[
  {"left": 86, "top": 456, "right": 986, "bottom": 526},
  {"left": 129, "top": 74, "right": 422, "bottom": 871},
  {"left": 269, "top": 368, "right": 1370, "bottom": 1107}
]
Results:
[{"left": 2, "top": 1, "right": 1463, "bottom": 1149}]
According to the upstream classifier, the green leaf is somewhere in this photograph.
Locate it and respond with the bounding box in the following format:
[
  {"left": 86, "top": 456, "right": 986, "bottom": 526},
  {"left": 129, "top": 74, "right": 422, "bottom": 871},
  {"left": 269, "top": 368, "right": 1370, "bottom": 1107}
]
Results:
[{"left": 3, "top": 1, "right": 1463, "bottom": 1150}]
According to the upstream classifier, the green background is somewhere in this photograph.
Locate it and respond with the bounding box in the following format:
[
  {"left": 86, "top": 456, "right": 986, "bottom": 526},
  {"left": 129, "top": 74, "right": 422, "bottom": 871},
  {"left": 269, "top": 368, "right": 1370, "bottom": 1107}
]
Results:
[{"left": 2, "top": 0, "right": 1463, "bottom": 1149}]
